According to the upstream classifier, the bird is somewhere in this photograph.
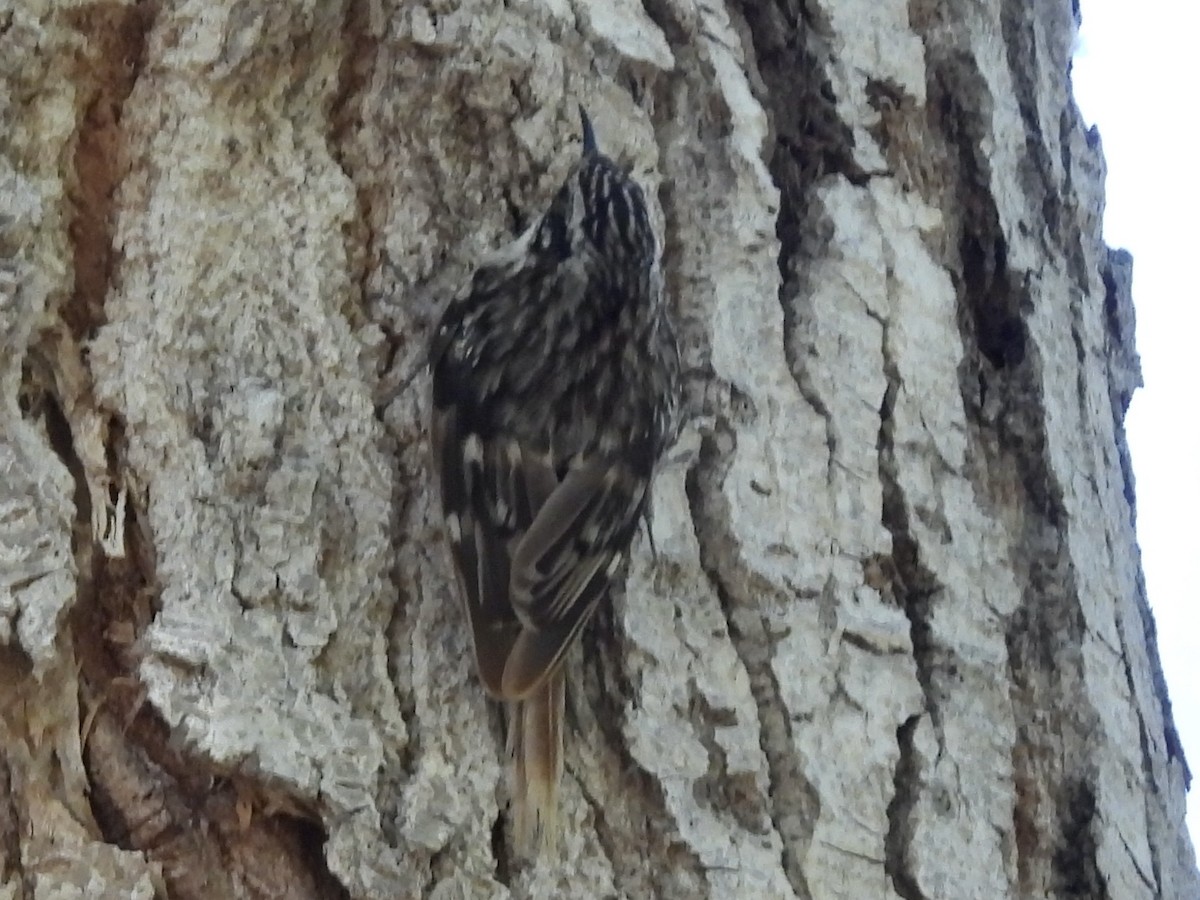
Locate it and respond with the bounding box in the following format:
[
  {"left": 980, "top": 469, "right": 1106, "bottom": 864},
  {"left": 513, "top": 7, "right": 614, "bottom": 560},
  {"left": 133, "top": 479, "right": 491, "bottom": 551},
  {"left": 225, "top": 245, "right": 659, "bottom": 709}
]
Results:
[{"left": 427, "top": 107, "right": 679, "bottom": 854}]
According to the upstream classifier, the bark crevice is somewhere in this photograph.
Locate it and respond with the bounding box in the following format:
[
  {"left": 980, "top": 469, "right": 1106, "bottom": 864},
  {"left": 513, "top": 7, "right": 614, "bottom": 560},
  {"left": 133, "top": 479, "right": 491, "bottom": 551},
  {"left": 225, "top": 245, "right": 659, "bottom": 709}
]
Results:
[
  {"left": 925, "top": 39, "right": 1113, "bottom": 897},
  {"left": 884, "top": 714, "right": 925, "bottom": 900},
  {"left": 685, "top": 425, "right": 816, "bottom": 900},
  {"left": 874, "top": 306, "right": 942, "bottom": 899}
]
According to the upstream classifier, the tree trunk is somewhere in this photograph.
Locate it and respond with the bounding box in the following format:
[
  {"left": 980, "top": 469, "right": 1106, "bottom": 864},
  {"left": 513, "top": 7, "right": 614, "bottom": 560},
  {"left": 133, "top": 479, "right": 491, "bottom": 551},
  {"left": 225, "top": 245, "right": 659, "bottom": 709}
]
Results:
[{"left": 1, "top": 0, "right": 1195, "bottom": 898}]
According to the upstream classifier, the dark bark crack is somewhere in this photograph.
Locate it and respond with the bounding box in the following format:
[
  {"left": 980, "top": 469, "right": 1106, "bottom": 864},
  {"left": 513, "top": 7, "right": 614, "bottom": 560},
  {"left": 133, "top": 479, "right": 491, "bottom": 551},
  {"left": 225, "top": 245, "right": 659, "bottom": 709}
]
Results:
[
  {"left": 922, "top": 31, "right": 1117, "bottom": 899},
  {"left": 725, "top": 0, "right": 865, "bottom": 462},
  {"left": 50, "top": 7, "right": 365, "bottom": 897},
  {"left": 63, "top": 0, "right": 154, "bottom": 342},
  {"left": 685, "top": 425, "right": 816, "bottom": 900},
  {"left": 0, "top": 749, "right": 20, "bottom": 892},
  {"left": 884, "top": 714, "right": 924, "bottom": 900},
  {"left": 1052, "top": 778, "right": 1110, "bottom": 899},
  {"left": 331, "top": 0, "right": 382, "bottom": 328},
  {"left": 717, "top": 6, "right": 944, "bottom": 898},
  {"left": 576, "top": 605, "right": 696, "bottom": 899},
  {"left": 689, "top": 683, "right": 772, "bottom": 836},
  {"left": 874, "top": 305, "right": 941, "bottom": 900},
  {"left": 997, "top": 5, "right": 1091, "bottom": 296}
]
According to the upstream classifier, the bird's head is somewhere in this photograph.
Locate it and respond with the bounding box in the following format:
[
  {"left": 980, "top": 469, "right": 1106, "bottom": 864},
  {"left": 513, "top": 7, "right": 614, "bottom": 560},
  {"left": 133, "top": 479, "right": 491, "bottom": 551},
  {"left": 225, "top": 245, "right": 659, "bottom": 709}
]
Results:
[{"left": 534, "top": 108, "right": 658, "bottom": 269}]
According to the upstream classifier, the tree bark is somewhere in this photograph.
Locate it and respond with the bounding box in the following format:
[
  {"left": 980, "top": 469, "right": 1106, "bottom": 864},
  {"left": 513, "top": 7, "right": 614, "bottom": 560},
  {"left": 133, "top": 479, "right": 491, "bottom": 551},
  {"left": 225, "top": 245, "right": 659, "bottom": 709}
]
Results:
[{"left": 1, "top": 0, "right": 1195, "bottom": 898}]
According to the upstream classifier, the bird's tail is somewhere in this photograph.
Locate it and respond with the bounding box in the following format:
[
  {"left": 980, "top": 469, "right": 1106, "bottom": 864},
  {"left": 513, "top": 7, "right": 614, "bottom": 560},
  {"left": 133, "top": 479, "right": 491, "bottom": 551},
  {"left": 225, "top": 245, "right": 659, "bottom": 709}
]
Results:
[{"left": 508, "top": 669, "right": 565, "bottom": 855}]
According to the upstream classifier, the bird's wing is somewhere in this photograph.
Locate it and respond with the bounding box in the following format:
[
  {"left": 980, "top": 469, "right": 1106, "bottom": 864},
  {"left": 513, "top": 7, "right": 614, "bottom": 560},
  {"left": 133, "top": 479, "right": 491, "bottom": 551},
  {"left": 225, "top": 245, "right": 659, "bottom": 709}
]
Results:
[
  {"left": 430, "top": 403, "right": 522, "bottom": 695},
  {"left": 500, "top": 456, "right": 645, "bottom": 700},
  {"left": 432, "top": 387, "right": 645, "bottom": 701},
  {"left": 429, "top": 259, "right": 547, "bottom": 695}
]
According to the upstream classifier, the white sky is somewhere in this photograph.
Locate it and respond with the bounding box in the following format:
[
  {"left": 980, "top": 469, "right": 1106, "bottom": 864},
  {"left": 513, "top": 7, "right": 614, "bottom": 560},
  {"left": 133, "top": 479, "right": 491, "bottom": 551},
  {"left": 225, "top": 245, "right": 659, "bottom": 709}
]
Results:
[{"left": 1073, "top": 1, "right": 1200, "bottom": 847}]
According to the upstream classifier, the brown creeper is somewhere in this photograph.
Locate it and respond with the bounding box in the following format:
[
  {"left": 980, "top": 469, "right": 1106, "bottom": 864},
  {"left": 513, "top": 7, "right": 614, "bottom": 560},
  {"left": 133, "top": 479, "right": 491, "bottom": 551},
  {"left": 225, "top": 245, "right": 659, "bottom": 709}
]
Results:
[{"left": 428, "top": 108, "right": 679, "bottom": 853}]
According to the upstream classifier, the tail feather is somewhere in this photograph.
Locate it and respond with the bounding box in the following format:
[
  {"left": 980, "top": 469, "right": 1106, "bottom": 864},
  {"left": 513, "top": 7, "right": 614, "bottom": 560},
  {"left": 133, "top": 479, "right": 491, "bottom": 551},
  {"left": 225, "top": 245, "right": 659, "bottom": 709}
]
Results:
[{"left": 508, "top": 670, "right": 565, "bottom": 855}]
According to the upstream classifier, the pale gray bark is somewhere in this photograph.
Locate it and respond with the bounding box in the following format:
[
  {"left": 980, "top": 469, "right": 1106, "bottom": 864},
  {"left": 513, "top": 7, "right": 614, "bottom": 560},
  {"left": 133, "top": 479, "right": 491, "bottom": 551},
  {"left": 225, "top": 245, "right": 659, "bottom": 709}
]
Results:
[{"left": 1, "top": 0, "right": 1195, "bottom": 898}]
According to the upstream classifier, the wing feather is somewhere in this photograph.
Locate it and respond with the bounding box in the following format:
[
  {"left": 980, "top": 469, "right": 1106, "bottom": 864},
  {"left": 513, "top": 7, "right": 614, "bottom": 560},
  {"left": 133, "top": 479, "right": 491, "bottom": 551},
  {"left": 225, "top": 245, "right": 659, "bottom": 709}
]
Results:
[
  {"left": 493, "top": 458, "right": 645, "bottom": 699},
  {"left": 431, "top": 404, "right": 521, "bottom": 696},
  {"left": 500, "top": 556, "right": 613, "bottom": 699}
]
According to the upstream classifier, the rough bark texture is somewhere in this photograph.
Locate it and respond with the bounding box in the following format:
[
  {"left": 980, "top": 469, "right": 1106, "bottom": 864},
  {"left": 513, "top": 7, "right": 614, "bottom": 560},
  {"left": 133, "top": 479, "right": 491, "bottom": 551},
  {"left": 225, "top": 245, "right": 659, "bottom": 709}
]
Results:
[{"left": 1, "top": 0, "right": 1195, "bottom": 898}]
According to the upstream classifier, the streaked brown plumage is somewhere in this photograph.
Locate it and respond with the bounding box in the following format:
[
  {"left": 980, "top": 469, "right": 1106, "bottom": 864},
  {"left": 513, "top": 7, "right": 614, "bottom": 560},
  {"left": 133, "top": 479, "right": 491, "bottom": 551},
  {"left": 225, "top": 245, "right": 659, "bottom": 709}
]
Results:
[{"left": 428, "top": 108, "right": 678, "bottom": 854}]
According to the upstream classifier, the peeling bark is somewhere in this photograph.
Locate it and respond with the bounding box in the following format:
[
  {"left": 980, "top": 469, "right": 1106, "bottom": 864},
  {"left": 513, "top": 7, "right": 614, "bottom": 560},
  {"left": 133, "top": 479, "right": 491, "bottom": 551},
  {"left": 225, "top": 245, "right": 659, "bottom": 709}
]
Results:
[{"left": 1, "top": 1, "right": 1195, "bottom": 898}]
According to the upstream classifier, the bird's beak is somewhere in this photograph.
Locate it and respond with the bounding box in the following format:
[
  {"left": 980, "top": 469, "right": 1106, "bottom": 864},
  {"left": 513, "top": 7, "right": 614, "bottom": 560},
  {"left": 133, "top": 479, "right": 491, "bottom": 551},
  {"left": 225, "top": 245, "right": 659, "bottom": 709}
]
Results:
[{"left": 579, "top": 105, "right": 598, "bottom": 158}]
